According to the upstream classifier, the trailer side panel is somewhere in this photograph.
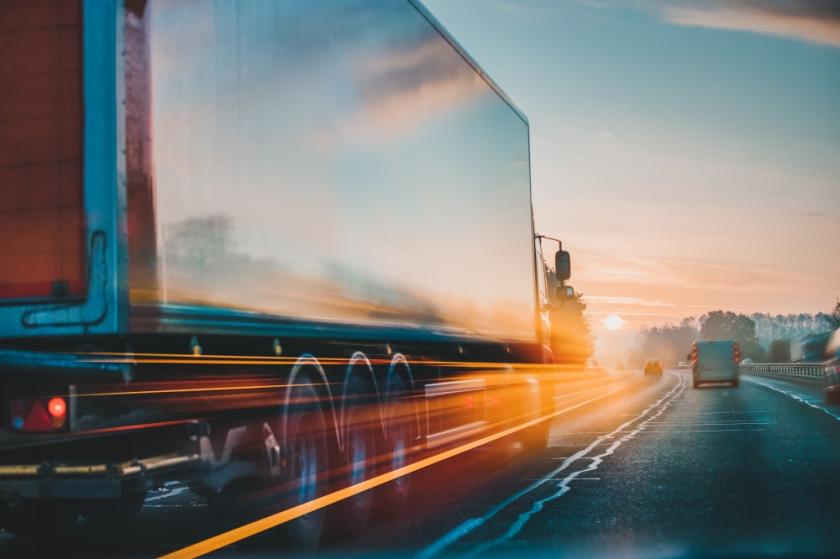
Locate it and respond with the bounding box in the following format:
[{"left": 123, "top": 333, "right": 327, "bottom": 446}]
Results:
[{"left": 128, "top": 0, "right": 537, "bottom": 343}]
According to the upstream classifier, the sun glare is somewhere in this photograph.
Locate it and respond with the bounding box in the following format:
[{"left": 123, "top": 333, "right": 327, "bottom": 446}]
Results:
[{"left": 604, "top": 314, "right": 624, "bottom": 331}]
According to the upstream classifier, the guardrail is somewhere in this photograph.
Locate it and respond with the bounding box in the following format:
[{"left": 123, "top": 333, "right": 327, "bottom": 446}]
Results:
[{"left": 740, "top": 363, "right": 825, "bottom": 379}]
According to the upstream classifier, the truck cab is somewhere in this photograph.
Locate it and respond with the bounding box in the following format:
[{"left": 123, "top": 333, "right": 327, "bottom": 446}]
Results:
[{"left": 534, "top": 235, "right": 573, "bottom": 359}]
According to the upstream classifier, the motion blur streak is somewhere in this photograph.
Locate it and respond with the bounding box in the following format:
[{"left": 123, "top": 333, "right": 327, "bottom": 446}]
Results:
[
  {"left": 81, "top": 351, "right": 587, "bottom": 371},
  {"left": 75, "top": 383, "right": 299, "bottom": 398},
  {"left": 159, "top": 379, "right": 635, "bottom": 559}
]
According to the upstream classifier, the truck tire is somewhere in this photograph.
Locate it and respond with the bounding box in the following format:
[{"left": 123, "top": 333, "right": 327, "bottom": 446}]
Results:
[
  {"left": 377, "top": 375, "right": 414, "bottom": 514},
  {"left": 3, "top": 500, "right": 77, "bottom": 538},
  {"left": 337, "top": 374, "right": 377, "bottom": 536},
  {"left": 78, "top": 489, "right": 147, "bottom": 522},
  {"left": 521, "top": 388, "right": 553, "bottom": 453},
  {"left": 521, "top": 419, "right": 550, "bottom": 454},
  {"left": 278, "top": 379, "right": 329, "bottom": 549}
]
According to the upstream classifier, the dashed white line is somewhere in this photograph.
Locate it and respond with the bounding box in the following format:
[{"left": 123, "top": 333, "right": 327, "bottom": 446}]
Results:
[
  {"left": 650, "top": 420, "right": 772, "bottom": 424},
  {"left": 647, "top": 429, "right": 767, "bottom": 433},
  {"left": 743, "top": 377, "right": 840, "bottom": 422},
  {"left": 416, "top": 374, "right": 687, "bottom": 559},
  {"left": 145, "top": 484, "right": 190, "bottom": 503}
]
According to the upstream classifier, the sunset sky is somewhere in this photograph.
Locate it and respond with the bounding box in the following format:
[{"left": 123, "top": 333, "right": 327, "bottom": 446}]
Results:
[{"left": 424, "top": 0, "right": 840, "bottom": 360}]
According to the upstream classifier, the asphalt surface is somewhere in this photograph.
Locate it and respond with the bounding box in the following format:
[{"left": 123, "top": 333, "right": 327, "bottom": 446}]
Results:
[{"left": 3, "top": 369, "right": 840, "bottom": 558}]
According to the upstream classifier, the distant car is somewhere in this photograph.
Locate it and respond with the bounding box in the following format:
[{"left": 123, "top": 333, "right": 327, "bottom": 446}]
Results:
[
  {"left": 692, "top": 340, "right": 740, "bottom": 388},
  {"left": 677, "top": 360, "right": 690, "bottom": 369},
  {"left": 644, "top": 359, "right": 663, "bottom": 376},
  {"left": 740, "top": 358, "right": 754, "bottom": 365},
  {"left": 824, "top": 328, "right": 840, "bottom": 403}
]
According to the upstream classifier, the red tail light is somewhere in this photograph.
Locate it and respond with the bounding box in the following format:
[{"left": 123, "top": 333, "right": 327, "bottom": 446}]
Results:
[
  {"left": 48, "top": 397, "right": 67, "bottom": 420},
  {"left": 10, "top": 397, "right": 68, "bottom": 432}
]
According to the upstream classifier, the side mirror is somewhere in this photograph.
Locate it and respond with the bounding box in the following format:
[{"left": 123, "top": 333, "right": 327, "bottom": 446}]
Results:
[
  {"left": 555, "top": 285, "right": 574, "bottom": 300},
  {"left": 555, "top": 250, "right": 571, "bottom": 281}
]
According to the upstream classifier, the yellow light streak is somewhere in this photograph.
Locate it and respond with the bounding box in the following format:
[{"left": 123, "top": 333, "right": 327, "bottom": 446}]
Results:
[
  {"left": 75, "top": 383, "right": 300, "bottom": 398},
  {"left": 80, "top": 351, "right": 588, "bottom": 372},
  {"left": 158, "top": 378, "right": 636, "bottom": 559}
]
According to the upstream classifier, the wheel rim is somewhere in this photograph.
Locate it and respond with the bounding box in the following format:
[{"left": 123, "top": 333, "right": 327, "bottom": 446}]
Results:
[
  {"left": 349, "top": 425, "right": 368, "bottom": 486},
  {"left": 293, "top": 412, "right": 321, "bottom": 507},
  {"left": 389, "top": 401, "right": 411, "bottom": 489}
]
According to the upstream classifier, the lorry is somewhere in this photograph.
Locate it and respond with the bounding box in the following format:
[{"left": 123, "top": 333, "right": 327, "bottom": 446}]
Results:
[
  {"left": 0, "top": 0, "right": 573, "bottom": 545},
  {"left": 690, "top": 340, "right": 741, "bottom": 388},
  {"left": 790, "top": 333, "right": 831, "bottom": 363}
]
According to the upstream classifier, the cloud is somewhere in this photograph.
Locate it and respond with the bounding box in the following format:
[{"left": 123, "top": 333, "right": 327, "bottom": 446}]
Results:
[
  {"left": 339, "top": 34, "right": 487, "bottom": 140},
  {"left": 659, "top": 1, "right": 840, "bottom": 48}
]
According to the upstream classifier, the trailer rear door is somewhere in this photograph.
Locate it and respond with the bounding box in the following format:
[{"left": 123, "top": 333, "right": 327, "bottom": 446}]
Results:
[{"left": 0, "top": 0, "right": 86, "bottom": 302}]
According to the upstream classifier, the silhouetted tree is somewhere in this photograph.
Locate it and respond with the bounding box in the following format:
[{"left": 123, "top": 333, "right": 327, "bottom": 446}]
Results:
[
  {"left": 768, "top": 339, "right": 791, "bottom": 363},
  {"left": 751, "top": 310, "right": 835, "bottom": 346},
  {"left": 829, "top": 299, "right": 840, "bottom": 329},
  {"left": 630, "top": 319, "right": 698, "bottom": 368},
  {"left": 699, "top": 311, "right": 765, "bottom": 361},
  {"left": 549, "top": 293, "right": 594, "bottom": 365}
]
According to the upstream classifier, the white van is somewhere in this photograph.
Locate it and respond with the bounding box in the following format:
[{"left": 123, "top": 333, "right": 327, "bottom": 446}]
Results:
[{"left": 691, "top": 340, "right": 740, "bottom": 388}]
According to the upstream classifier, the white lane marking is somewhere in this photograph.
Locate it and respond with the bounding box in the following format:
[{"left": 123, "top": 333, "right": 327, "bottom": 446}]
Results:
[
  {"left": 519, "top": 477, "right": 602, "bottom": 481},
  {"left": 647, "top": 429, "right": 767, "bottom": 433},
  {"left": 743, "top": 377, "right": 840, "bottom": 422},
  {"left": 674, "top": 410, "right": 769, "bottom": 414},
  {"left": 551, "top": 431, "right": 613, "bottom": 435},
  {"left": 649, "top": 421, "right": 773, "bottom": 426},
  {"left": 463, "top": 375, "right": 688, "bottom": 558},
  {"left": 416, "top": 374, "right": 686, "bottom": 559},
  {"left": 145, "top": 484, "right": 190, "bottom": 503}
]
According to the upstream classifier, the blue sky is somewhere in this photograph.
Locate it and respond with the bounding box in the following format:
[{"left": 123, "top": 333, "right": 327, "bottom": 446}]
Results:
[{"left": 423, "top": 0, "right": 840, "bottom": 356}]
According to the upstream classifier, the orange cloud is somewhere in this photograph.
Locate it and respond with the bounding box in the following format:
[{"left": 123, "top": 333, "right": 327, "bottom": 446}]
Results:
[
  {"left": 660, "top": 1, "right": 840, "bottom": 48},
  {"left": 345, "top": 35, "right": 488, "bottom": 139}
]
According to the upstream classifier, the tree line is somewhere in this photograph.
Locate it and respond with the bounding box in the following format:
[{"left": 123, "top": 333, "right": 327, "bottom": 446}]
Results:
[{"left": 628, "top": 300, "right": 840, "bottom": 367}]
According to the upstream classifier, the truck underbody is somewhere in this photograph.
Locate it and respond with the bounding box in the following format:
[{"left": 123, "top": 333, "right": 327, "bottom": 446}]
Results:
[{"left": 0, "top": 333, "right": 552, "bottom": 542}]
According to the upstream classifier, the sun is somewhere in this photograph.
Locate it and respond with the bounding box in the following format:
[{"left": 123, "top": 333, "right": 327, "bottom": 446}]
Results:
[{"left": 604, "top": 314, "right": 624, "bottom": 331}]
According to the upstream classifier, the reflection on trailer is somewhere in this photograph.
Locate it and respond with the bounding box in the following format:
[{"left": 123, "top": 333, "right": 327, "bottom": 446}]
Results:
[{"left": 0, "top": 0, "right": 574, "bottom": 545}]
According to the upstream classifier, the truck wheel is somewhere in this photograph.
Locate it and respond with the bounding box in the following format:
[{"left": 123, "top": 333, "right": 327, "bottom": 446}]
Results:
[
  {"left": 279, "top": 379, "right": 329, "bottom": 549},
  {"left": 3, "top": 500, "right": 77, "bottom": 538},
  {"left": 378, "top": 375, "right": 415, "bottom": 513},
  {"left": 78, "top": 489, "right": 147, "bottom": 522},
  {"left": 337, "top": 375, "right": 377, "bottom": 535}
]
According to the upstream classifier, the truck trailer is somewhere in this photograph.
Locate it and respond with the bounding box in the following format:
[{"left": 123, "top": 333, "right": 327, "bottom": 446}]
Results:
[{"left": 0, "top": 0, "right": 572, "bottom": 544}]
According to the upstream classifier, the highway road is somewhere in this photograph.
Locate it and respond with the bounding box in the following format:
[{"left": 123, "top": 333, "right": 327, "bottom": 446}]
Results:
[{"left": 3, "top": 369, "right": 840, "bottom": 558}]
